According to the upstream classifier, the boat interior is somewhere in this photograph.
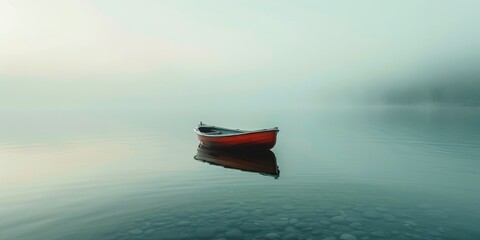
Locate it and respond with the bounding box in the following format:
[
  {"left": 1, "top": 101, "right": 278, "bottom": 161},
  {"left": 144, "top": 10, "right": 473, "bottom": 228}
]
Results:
[{"left": 198, "top": 126, "right": 244, "bottom": 135}]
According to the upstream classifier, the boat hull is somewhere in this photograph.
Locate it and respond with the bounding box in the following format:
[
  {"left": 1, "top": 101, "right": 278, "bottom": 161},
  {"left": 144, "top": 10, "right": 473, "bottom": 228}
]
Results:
[{"left": 196, "top": 130, "right": 278, "bottom": 149}]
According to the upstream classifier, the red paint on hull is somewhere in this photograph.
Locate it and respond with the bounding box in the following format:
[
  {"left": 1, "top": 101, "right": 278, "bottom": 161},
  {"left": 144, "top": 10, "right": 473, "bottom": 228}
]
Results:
[{"left": 197, "top": 130, "right": 278, "bottom": 149}]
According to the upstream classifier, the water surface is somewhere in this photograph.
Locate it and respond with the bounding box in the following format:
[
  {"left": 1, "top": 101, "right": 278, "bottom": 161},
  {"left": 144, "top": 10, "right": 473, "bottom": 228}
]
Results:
[{"left": 1, "top": 107, "right": 479, "bottom": 240}]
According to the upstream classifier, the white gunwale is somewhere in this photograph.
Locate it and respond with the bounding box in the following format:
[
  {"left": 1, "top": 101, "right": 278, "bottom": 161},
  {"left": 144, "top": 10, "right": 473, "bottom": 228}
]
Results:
[{"left": 194, "top": 124, "right": 279, "bottom": 138}]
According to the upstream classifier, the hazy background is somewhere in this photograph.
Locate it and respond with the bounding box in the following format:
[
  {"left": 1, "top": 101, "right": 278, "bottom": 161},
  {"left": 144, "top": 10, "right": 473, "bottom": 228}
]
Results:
[
  {"left": 2, "top": 0, "right": 480, "bottom": 111},
  {"left": 2, "top": 2, "right": 480, "bottom": 240}
]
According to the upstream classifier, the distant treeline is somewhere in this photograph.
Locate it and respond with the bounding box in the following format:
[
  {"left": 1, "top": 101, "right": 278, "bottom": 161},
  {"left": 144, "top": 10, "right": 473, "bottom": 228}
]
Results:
[
  {"left": 362, "top": 58, "right": 480, "bottom": 107},
  {"left": 377, "top": 78, "right": 480, "bottom": 106}
]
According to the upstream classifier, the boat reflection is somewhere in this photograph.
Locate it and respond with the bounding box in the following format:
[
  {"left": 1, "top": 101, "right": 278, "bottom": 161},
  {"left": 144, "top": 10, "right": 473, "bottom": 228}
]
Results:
[{"left": 194, "top": 145, "right": 280, "bottom": 178}]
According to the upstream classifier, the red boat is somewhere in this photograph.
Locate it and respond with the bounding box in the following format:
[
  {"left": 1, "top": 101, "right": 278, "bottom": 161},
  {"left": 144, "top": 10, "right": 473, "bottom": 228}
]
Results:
[{"left": 194, "top": 122, "right": 279, "bottom": 149}]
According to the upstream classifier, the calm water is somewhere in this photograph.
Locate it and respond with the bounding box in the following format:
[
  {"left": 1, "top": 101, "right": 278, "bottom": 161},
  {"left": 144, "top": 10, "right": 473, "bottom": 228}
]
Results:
[{"left": 1, "top": 107, "right": 479, "bottom": 240}]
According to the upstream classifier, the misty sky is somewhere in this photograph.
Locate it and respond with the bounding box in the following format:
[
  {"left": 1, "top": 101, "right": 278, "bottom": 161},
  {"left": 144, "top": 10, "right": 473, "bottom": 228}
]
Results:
[{"left": 1, "top": 0, "right": 479, "bottom": 109}]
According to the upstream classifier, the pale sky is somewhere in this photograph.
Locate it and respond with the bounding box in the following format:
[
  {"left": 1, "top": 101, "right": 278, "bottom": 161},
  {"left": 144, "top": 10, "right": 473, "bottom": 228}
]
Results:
[{"left": 1, "top": 0, "right": 479, "bottom": 109}]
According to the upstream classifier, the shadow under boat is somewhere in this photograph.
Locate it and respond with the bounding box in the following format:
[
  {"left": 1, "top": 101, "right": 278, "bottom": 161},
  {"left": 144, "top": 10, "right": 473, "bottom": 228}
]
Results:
[{"left": 194, "top": 145, "right": 280, "bottom": 178}]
